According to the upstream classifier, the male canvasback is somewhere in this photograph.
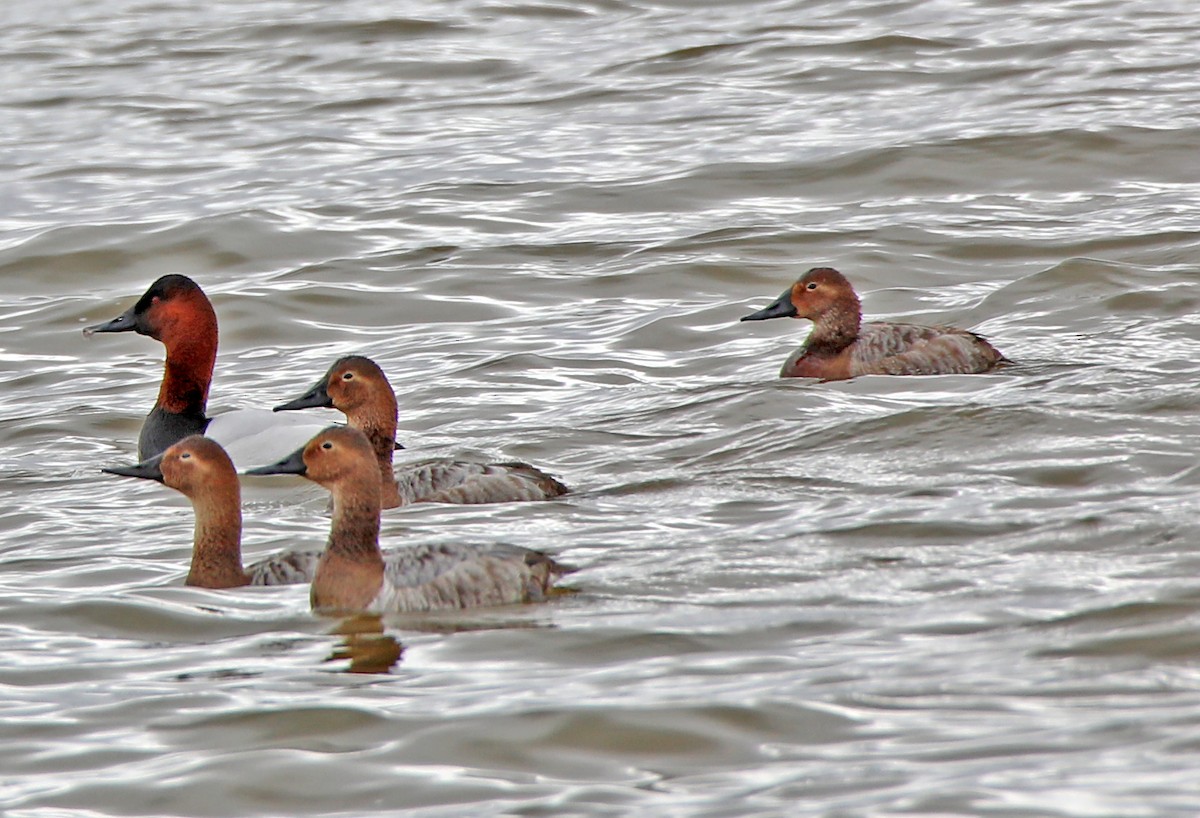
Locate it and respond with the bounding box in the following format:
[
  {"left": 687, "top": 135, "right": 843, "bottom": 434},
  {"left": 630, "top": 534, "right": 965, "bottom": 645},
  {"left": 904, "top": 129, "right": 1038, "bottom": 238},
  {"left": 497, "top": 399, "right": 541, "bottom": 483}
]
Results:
[
  {"left": 84, "top": 274, "right": 328, "bottom": 466},
  {"left": 740, "top": 267, "right": 1008, "bottom": 380},
  {"left": 273, "top": 355, "right": 568, "bottom": 509},
  {"left": 247, "top": 427, "right": 572, "bottom": 615},
  {"left": 102, "top": 435, "right": 320, "bottom": 588}
]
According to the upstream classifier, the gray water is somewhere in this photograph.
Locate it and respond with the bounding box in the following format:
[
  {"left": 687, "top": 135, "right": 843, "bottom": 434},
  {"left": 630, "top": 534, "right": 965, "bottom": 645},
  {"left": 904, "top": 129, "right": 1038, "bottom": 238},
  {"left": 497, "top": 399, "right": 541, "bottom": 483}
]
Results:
[{"left": 3, "top": 0, "right": 1200, "bottom": 815}]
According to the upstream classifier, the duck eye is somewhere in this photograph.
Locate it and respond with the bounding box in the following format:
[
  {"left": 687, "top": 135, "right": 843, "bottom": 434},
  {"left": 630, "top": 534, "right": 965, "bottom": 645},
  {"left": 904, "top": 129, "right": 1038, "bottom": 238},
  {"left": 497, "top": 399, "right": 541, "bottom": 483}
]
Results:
[
  {"left": 180, "top": 452, "right": 191, "bottom": 459},
  {"left": 322, "top": 442, "right": 333, "bottom": 450},
  {"left": 342, "top": 372, "right": 354, "bottom": 380},
  {"left": 806, "top": 282, "right": 818, "bottom": 290}
]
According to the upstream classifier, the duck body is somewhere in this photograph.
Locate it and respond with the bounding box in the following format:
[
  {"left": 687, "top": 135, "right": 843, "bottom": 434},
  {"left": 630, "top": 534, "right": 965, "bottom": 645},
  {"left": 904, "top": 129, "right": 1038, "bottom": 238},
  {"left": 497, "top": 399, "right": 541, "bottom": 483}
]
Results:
[
  {"left": 781, "top": 321, "right": 1006, "bottom": 379},
  {"left": 85, "top": 274, "right": 328, "bottom": 467},
  {"left": 243, "top": 549, "right": 322, "bottom": 586},
  {"left": 393, "top": 459, "right": 568, "bottom": 506},
  {"left": 247, "top": 427, "right": 572, "bottom": 615},
  {"left": 742, "top": 267, "right": 1007, "bottom": 381},
  {"left": 274, "top": 355, "right": 568, "bottom": 509},
  {"left": 366, "top": 542, "right": 567, "bottom": 613},
  {"left": 102, "top": 435, "right": 320, "bottom": 588}
]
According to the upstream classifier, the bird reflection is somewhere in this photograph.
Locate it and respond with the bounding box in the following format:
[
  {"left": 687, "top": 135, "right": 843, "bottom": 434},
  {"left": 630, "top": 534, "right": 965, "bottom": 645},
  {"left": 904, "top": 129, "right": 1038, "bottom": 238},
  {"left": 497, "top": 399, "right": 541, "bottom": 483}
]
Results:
[{"left": 325, "top": 614, "right": 404, "bottom": 674}]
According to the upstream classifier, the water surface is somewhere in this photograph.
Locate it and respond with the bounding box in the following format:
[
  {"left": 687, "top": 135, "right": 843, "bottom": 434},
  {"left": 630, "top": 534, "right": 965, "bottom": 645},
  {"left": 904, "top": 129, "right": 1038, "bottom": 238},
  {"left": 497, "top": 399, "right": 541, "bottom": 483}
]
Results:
[{"left": 3, "top": 0, "right": 1200, "bottom": 815}]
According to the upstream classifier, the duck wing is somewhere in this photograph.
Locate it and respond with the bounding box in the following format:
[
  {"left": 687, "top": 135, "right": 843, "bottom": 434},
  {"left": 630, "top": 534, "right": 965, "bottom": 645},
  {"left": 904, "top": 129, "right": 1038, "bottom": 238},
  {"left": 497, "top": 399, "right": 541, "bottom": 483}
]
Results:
[
  {"left": 394, "top": 459, "right": 568, "bottom": 505},
  {"left": 245, "top": 549, "right": 323, "bottom": 586},
  {"left": 850, "top": 322, "right": 1007, "bottom": 376},
  {"left": 369, "top": 542, "right": 573, "bottom": 613}
]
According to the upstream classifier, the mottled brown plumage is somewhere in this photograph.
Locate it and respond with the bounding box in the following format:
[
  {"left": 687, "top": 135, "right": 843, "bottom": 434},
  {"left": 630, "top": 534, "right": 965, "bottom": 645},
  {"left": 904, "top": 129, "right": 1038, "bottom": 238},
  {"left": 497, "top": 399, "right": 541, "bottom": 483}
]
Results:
[
  {"left": 274, "top": 355, "right": 568, "bottom": 508},
  {"left": 741, "top": 267, "right": 1008, "bottom": 380},
  {"left": 248, "top": 427, "right": 573, "bottom": 616}
]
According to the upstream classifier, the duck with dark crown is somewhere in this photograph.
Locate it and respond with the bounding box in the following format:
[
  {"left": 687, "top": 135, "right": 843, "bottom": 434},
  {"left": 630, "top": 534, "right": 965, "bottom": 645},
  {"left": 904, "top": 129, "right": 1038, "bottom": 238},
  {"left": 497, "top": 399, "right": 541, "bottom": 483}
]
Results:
[{"left": 84, "top": 274, "right": 328, "bottom": 466}]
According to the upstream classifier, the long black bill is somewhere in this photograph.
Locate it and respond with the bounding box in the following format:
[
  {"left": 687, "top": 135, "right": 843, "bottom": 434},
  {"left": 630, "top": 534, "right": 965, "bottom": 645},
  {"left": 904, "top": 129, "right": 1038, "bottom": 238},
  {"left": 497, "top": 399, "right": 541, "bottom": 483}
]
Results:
[
  {"left": 102, "top": 452, "right": 166, "bottom": 483},
  {"left": 274, "top": 380, "right": 333, "bottom": 412},
  {"left": 740, "top": 289, "right": 797, "bottom": 322},
  {"left": 83, "top": 305, "right": 139, "bottom": 337},
  {"left": 244, "top": 445, "right": 308, "bottom": 477}
]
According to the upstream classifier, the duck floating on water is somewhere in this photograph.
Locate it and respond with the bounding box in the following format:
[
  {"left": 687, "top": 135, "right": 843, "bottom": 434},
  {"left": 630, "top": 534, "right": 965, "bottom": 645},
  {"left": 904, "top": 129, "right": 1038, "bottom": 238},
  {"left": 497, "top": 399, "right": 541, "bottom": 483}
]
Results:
[
  {"left": 248, "top": 427, "right": 573, "bottom": 615},
  {"left": 102, "top": 435, "right": 320, "bottom": 588},
  {"left": 741, "top": 267, "right": 1008, "bottom": 380},
  {"left": 84, "top": 274, "right": 328, "bottom": 467},
  {"left": 274, "top": 355, "right": 568, "bottom": 509}
]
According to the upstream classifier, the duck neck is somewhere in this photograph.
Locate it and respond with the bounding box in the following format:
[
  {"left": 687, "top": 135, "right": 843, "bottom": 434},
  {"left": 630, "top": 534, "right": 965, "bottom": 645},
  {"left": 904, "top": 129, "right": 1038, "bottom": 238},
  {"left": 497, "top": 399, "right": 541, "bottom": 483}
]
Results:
[
  {"left": 185, "top": 486, "right": 248, "bottom": 588},
  {"left": 348, "top": 401, "right": 400, "bottom": 507},
  {"left": 157, "top": 325, "right": 217, "bottom": 417},
  {"left": 806, "top": 298, "right": 862, "bottom": 354},
  {"left": 327, "top": 471, "right": 384, "bottom": 565}
]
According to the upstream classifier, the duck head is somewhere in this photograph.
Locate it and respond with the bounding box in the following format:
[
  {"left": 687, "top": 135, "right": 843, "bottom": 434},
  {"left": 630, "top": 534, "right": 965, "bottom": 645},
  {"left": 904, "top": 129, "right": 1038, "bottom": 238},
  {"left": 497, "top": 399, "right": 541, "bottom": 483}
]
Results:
[
  {"left": 103, "top": 435, "right": 237, "bottom": 499},
  {"left": 84, "top": 274, "right": 217, "bottom": 344},
  {"left": 740, "top": 267, "right": 860, "bottom": 323},
  {"left": 246, "top": 425, "right": 379, "bottom": 490}
]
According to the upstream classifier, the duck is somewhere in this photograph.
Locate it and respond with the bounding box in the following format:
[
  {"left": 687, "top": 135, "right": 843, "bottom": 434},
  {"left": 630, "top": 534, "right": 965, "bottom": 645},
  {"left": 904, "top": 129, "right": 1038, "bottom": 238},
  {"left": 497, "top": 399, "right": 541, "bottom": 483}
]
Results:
[
  {"left": 247, "top": 426, "right": 573, "bottom": 615},
  {"left": 84, "top": 274, "right": 330, "bottom": 467},
  {"left": 101, "top": 435, "right": 320, "bottom": 588},
  {"left": 740, "top": 267, "right": 1008, "bottom": 380},
  {"left": 273, "top": 355, "right": 569, "bottom": 509}
]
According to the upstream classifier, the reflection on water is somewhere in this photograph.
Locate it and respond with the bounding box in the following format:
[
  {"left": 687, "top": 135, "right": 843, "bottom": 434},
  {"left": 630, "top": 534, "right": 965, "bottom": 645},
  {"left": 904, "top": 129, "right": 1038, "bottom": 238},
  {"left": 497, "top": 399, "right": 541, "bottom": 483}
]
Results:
[
  {"left": 3, "top": 0, "right": 1200, "bottom": 815},
  {"left": 327, "top": 615, "right": 405, "bottom": 674}
]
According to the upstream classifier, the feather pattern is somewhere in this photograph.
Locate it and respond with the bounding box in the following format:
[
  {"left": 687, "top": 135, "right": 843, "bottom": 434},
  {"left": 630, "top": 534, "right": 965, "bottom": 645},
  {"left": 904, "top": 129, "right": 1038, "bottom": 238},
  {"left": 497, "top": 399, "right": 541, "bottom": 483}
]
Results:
[
  {"left": 395, "top": 459, "right": 569, "bottom": 506},
  {"left": 368, "top": 542, "right": 572, "bottom": 613},
  {"left": 782, "top": 321, "right": 1007, "bottom": 378},
  {"left": 746, "top": 268, "right": 1007, "bottom": 381},
  {"left": 245, "top": 549, "right": 323, "bottom": 586}
]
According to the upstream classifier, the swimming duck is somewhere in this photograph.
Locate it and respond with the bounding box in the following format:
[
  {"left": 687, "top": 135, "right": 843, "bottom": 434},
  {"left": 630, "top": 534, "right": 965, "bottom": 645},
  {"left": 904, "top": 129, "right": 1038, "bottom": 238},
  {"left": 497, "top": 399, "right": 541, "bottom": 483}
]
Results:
[
  {"left": 274, "top": 355, "right": 568, "bottom": 509},
  {"left": 741, "top": 267, "right": 1008, "bottom": 379},
  {"left": 102, "top": 435, "right": 320, "bottom": 588},
  {"left": 84, "top": 274, "right": 328, "bottom": 466},
  {"left": 247, "top": 426, "right": 572, "bottom": 615}
]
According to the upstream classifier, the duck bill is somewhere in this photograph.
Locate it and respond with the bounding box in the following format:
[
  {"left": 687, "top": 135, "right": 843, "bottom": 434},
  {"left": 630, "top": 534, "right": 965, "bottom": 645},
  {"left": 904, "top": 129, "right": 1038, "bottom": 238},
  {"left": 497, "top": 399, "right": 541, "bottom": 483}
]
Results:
[
  {"left": 101, "top": 453, "right": 165, "bottom": 483},
  {"left": 83, "top": 305, "right": 138, "bottom": 336},
  {"left": 244, "top": 446, "right": 308, "bottom": 477},
  {"left": 740, "top": 289, "right": 797, "bottom": 322},
  {"left": 274, "top": 380, "right": 333, "bottom": 412}
]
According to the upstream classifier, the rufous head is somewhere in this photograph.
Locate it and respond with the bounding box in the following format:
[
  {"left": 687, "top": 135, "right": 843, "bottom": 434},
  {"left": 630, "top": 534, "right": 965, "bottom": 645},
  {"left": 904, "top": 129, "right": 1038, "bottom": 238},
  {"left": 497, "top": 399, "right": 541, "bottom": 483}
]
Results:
[
  {"left": 84, "top": 274, "right": 217, "bottom": 344},
  {"left": 740, "top": 267, "right": 859, "bottom": 323},
  {"left": 246, "top": 425, "right": 379, "bottom": 490},
  {"left": 274, "top": 355, "right": 394, "bottom": 417},
  {"left": 103, "top": 434, "right": 236, "bottom": 499}
]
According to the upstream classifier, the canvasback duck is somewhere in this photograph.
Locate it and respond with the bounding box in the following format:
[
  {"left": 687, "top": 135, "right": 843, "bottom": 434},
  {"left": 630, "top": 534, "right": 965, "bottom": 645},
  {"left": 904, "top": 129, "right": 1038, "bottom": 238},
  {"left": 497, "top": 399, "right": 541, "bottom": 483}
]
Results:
[
  {"left": 101, "top": 435, "right": 320, "bottom": 588},
  {"left": 84, "top": 274, "right": 328, "bottom": 466},
  {"left": 741, "top": 267, "right": 1008, "bottom": 379},
  {"left": 273, "top": 355, "right": 568, "bottom": 509},
  {"left": 247, "top": 427, "right": 572, "bottom": 615}
]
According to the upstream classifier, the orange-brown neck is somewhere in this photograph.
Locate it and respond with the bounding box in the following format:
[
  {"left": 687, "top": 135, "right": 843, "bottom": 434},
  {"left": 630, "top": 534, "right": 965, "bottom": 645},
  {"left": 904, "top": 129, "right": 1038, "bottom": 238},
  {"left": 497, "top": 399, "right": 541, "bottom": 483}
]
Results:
[
  {"left": 312, "top": 469, "right": 385, "bottom": 612},
  {"left": 326, "top": 469, "right": 384, "bottom": 564},
  {"left": 344, "top": 398, "right": 400, "bottom": 508},
  {"left": 183, "top": 485, "right": 248, "bottom": 589},
  {"left": 805, "top": 294, "right": 862, "bottom": 354}
]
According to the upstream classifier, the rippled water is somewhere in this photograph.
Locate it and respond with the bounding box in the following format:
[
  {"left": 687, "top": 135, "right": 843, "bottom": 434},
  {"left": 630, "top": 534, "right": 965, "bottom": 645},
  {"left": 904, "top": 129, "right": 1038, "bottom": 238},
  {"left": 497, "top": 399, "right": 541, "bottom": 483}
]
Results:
[{"left": 4, "top": 0, "right": 1200, "bottom": 815}]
